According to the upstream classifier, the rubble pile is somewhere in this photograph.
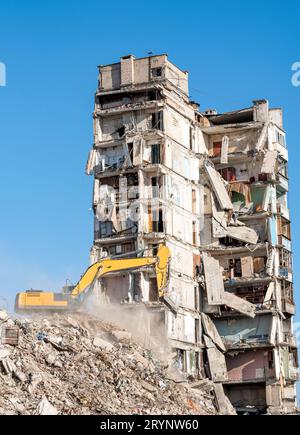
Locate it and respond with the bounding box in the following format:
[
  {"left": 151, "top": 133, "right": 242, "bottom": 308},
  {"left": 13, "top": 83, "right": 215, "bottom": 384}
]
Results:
[{"left": 0, "top": 310, "right": 217, "bottom": 415}]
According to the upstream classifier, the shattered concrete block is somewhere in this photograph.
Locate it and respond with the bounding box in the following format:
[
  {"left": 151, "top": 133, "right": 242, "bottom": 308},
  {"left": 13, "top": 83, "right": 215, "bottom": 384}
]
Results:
[
  {"left": 93, "top": 336, "right": 114, "bottom": 351},
  {"left": 0, "top": 310, "right": 8, "bottom": 322},
  {"left": 2, "top": 356, "right": 16, "bottom": 374},
  {"left": 140, "top": 380, "right": 157, "bottom": 393},
  {"left": 37, "top": 397, "right": 59, "bottom": 416},
  {"left": 0, "top": 348, "right": 11, "bottom": 361},
  {"left": 112, "top": 330, "right": 132, "bottom": 342},
  {"left": 14, "top": 369, "right": 27, "bottom": 383}
]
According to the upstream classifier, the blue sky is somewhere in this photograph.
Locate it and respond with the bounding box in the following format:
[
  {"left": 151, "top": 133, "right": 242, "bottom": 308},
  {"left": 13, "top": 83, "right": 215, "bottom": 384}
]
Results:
[{"left": 0, "top": 0, "right": 299, "bottom": 324}]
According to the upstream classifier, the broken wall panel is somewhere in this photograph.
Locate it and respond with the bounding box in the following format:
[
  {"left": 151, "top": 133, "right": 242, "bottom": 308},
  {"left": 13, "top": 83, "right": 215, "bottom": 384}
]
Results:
[
  {"left": 203, "top": 335, "right": 228, "bottom": 382},
  {"left": 204, "top": 162, "right": 233, "bottom": 210},
  {"left": 201, "top": 313, "right": 226, "bottom": 352},
  {"left": 202, "top": 253, "right": 224, "bottom": 305},
  {"left": 261, "top": 150, "right": 277, "bottom": 174}
]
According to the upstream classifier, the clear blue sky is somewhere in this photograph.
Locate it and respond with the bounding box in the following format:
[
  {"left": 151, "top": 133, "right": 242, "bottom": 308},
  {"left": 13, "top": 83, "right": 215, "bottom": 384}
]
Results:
[{"left": 0, "top": 0, "right": 299, "bottom": 321}]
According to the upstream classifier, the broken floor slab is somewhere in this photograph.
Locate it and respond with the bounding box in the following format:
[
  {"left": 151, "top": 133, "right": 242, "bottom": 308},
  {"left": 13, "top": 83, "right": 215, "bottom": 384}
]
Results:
[
  {"left": 226, "top": 225, "right": 259, "bottom": 245},
  {"left": 222, "top": 292, "right": 256, "bottom": 318}
]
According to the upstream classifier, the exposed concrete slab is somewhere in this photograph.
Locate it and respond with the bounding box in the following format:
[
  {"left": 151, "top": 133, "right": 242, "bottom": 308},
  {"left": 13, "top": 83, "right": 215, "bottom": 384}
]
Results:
[
  {"left": 222, "top": 292, "right": 256, "bottom": 318},
  {"left": 261, "top": 150, "right": 277, "bottom": 174},
  {"left": 202, "top": 252, "right": 224, "bottom": 305},
  {"left": 226, "top": 225, "right": 259, "bottom": 245},
  {"left": 204, "top": 162, "right": 233, "bottom": 210},
  {"left": 203, "top": 335, "right": 228, "bottom": 382}
]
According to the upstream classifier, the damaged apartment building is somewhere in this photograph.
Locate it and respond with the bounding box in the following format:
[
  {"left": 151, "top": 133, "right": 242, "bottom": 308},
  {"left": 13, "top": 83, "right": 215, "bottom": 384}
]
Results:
[{"left": 85, "top": 54, "right": 298, "bottom": 414}]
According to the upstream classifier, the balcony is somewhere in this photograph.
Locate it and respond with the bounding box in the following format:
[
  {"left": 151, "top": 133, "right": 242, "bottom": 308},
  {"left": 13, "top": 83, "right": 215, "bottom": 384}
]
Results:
[
  {"left": 282, "top": 332, "right": 297, "bottom": 347},
  {"left": 273, "top": 141, "right": 288, "bottom": 160},
  {"left": 287, "top": 366, "right": 299, "bottom": 381},
  {"left": 277, "top": 204, "right": 290, "bottom": 221},
  {"left": 276, "top": 173, "right": 289, "bottom": 193},
  {"left": 282, "top": 298, "right": 296, "bottom": 315},
  {"left": 278, "top": 267, "right": 293, "bottom": 282},
  {"left": 278, "top": 235, "right": 292, "bottom": 252}
]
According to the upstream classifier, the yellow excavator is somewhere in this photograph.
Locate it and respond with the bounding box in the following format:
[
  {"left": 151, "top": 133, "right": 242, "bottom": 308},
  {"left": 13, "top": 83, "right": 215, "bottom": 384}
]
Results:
[{"left": 15, "top": 244, "right": 171, "bottom": 313}]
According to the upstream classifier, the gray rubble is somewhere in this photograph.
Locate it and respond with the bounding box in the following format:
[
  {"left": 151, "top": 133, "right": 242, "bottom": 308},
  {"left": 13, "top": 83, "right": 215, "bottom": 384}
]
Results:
[{"left": 0, "top": 311, "right": 218, "bottom": 415}]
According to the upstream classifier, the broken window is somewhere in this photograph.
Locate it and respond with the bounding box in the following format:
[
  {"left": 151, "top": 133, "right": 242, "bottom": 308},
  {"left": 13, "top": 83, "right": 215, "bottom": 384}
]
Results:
[
  {"left": 251, "top": 187, "right": 266, "bottom": 212},
  {"left": 192, "top": 221, "right": 197, "bottom": 245},
  {"left": 189, "top": 126, "right": 194, "bottom": 151},
  {"left": 151, "top": 144, "right": 161, "bottom": 164},
  {"left": 194, "top": 285, "right": 200, "bottom": 311},
  {"left": 281, "top": 281, "right": 294, "bottom": 304},
  {"left": 151, "top": 111, "right": 164, "bottom": 130},
  {"left": 277, "top": 158, "right": 288, "bottom": 179},
  {"left": 219, "top": 167, "right": 236, "bottom": 182},
  {"left": 151, "top": 67, "right": 162, "bottom": 78},
  {"left": 277, "top": 216, "right": 291, "bottom": 240},
  {"left": 212, "top": 141, "right": 222, "bottom": 157},
  {"left": 151, "top": 177, "right": 160, "bottom": 198},
  {"left": 192, "top": 189, "right": 197, "bottom": 214},
  {"left": 176, "top": 349, "right": 186, "bottom": 371},
  {"left": 152, "top": 209, "right": 164, "bottom": 232},
  {"left": 195, "top": 319, "right": 200, "bottom": 344},
  {"left": 253, "top": 257, "right": 266, "bottom": 274},
  {"left": 275, "top": 130, "right": 286, "bottom": 147},
  {"left": 279, "top": 248, "right": 292, "bottom": 270},
  {"left": 149, "top": 277, "right": 158, "bottom": 301},
  {"left": 228, "top": 259, "right": 242, "bottom": 278},
  {"left": 234, "top": 284, "right": 269, "bottom": 305},
  {"left": 106, "top": 242, "right": 135, "bottom": 257},
  {"left": 116, "top": 126, "right": 125, "bottom": 138},
  {"left": 95, "top": 221, "right": 113, "bottom": 239}
]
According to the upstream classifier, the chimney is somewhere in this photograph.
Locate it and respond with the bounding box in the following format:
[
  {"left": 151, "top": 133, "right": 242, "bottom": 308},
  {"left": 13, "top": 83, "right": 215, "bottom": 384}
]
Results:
[{"left": 121, "top": 55, "right": 135, "bottom": 86}]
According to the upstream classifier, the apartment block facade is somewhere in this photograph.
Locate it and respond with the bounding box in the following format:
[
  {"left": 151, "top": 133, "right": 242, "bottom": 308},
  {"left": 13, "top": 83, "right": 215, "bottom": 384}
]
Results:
[{"left": 86, "top": 54, "right": 298, "bottom": 414}]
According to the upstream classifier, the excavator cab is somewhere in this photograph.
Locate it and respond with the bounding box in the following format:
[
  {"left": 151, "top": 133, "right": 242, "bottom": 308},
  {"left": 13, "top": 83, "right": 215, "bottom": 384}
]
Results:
[{"left": 15, "top": 244, "right": 171, "bottom": 313}]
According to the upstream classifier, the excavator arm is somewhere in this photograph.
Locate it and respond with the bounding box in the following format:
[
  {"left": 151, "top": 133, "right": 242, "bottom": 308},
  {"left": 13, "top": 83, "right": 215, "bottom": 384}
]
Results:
[{"left": 15, "top": 245, "right": 170, "bottom": 313}]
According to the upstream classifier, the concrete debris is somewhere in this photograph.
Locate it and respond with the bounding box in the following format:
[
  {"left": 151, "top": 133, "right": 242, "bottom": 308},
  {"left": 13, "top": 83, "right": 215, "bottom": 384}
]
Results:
[
  {"left": 0, "top": 311, "right": 218, "bottom": 415},
  {"left": 37, "top": 397, "right": 59, "bottom": 416},
  {"left": 0, "top": 348, "right": 10, "bottom": 361},
  {"left": 93, "top": 336, "right": 114, "bottom": 351},
  {"left": 0, "top": 310, "right": 9, "bottom": 323}
]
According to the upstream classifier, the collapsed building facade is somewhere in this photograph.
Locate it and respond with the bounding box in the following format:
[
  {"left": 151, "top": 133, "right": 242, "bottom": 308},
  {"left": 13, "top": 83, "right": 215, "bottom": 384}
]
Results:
[{"left": 86, "top": 54, "right": 298, "bottom": 414}]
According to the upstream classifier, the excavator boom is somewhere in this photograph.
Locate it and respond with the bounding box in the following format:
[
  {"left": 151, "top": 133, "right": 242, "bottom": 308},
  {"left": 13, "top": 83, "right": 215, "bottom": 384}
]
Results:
[{"left": 15, "top": 245, "right": 170, "bottom": 313}]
